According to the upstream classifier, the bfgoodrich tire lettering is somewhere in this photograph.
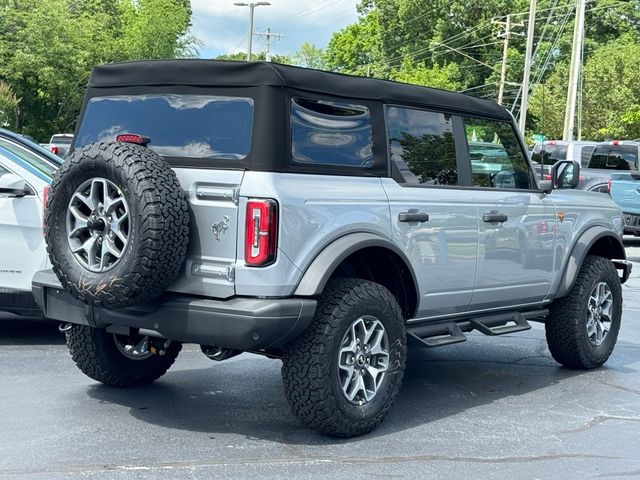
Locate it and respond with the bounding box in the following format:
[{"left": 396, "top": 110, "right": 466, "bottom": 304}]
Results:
[
  {"left": 545, "top": 255, "right": 622, "bottom": 369},
  {"left": 281, "top": 278, "right": 407, "bottom": 438},
  {"left": 45, "top": 142, "right": 189, "bottom": 309}
]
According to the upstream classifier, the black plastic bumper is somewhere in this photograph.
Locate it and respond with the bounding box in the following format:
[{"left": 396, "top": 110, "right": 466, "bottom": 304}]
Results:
[{"left": 32, "top": 270, "right": 317, "bottom": 351}]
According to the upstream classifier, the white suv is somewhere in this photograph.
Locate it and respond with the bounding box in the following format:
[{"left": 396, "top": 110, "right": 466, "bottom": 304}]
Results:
[{"left": 0, "top": 133, "right": 55, "bottom": 316}]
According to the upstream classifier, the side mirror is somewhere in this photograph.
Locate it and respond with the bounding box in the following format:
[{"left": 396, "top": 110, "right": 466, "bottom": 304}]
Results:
[
  {"left": 0, "top": 173, "right": 28, "bottom": 197},
  {"left": 552, "top": 160, "right": 580, "bottom": 190}
]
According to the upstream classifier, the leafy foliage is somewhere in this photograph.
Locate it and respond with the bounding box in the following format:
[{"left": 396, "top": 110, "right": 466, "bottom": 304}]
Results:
[
  {"left": 292, "top": 42, "right": 325, "bottom": 70},
  {"left": 215, "top": 52, "right": 292, "bottom": 64},
  {"left": 0, "top": 81, "right": 20, "bottom": 129},
  {"left": 0, "top": 0, "right": 196, "bottom": 141},
  {"left": 324, "top": 0, "right": 640, "bottom": 140}
]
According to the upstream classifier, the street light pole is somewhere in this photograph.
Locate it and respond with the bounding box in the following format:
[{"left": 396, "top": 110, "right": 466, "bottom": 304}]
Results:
[{"left": 234, "top": 2, "right": 271, "bottom": 62}]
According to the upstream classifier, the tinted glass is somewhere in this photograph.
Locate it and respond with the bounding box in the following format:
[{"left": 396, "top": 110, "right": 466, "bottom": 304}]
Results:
[
  {"left": 530, "top": 143, "right": 568, "bottom": 165},
  {"left": 385, "top": 106, "right": 457, "bottom": 185},
  {"left": 579, "top": 145, "right": 595, "bottom": 167},
  {"left": 0, "top": 138, "right": 56, "bottom": 178},
  {"left": 588, "top": 145, "right": 638, "bottom": 170},
  {"left": 464, "top": 118, "right": 532, "bottom": 189},
  {"left": 50, "top": 135, "right": 73, "bottom": 145},
  {"left": 75, "top": 95, "right": 254, "bottom": 159},
  {"left": 291, "top": 98, "right": 373, "bottom": 168}
]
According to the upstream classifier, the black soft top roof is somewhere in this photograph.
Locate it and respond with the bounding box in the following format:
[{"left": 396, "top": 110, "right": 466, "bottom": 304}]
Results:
[{"left": 87, "top": 59, "right": 511, "bottom": 121}]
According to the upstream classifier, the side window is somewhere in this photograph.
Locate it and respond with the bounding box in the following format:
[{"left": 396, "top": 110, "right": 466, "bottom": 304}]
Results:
[
  {"left": 290, "top": 98, "right": 373, "bottom": 168},
  {"left": 464, "top": 117, "right": 532, "bottom": 190},
  {"left": 580, "top": 145, "right": 595, "bottom": 167},
  {"left": 385, "top": 106, "right": 457, "bottom": 185},
  {"left": 588, "top": 146, "right": 609, "bottom": 168}
]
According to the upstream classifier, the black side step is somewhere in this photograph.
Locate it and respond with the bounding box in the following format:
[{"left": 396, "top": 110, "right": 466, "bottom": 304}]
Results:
[
  {"left": 407, "top": 322, "right": 467, "bottom": 348},
  {"left": 469, "top": 312, "right": 531, "bottom": 336}
]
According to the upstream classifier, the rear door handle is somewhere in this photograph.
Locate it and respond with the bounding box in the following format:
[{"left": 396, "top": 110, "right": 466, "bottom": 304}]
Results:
[
  {"left": 483, "top": 211, "right": 508, "bottom": 223},
  {"left": 399, "top": 209, "right": 430, "bottom": 223}
]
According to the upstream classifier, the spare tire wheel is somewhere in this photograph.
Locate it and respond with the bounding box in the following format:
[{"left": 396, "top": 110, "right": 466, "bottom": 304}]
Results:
[{"left": 45, "top": 142, "right": 190, "bottom": 309}]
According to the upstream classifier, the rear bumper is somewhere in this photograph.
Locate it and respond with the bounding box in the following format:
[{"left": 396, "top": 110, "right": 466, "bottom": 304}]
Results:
[{"left": 32, "top": 270, "right": 316, "bottom": 351}]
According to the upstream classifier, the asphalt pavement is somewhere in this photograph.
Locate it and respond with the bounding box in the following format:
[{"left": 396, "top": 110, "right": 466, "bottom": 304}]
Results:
[{"left": 1, "top": 241, "right": 640, "bottom": 479}]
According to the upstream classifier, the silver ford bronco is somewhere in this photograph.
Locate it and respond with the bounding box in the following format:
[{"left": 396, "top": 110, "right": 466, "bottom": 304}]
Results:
[{"left": 33, "top": 60, "right": 631, "bottom": 438}]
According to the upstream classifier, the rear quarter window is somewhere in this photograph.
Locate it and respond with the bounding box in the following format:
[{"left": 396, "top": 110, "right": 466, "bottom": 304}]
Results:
[
  {"left": 75, "top": 94, "right": 254, "bottom": 160},
  {"left": 290, "top": 98, "right": 373, "bottom": 168}
]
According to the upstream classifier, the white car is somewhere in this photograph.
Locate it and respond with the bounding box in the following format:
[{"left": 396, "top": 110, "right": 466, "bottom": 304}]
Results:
[{"left": 0, "top": 135, "right": 55, "bottom": 316}]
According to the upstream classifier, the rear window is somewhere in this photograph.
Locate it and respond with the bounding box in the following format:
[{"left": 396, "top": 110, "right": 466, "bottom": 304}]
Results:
[
  {"left": 75, "top": 94, "right": 254, "bottom": 159},
  {"left": 50, "top": 135, "right": 73, "bottom": 145},
  {"left": 531, "top": 143, "right": 567, "bottom": 164},
  {"left": 588, "top": 145, "right": 638, "bottom": 170}
]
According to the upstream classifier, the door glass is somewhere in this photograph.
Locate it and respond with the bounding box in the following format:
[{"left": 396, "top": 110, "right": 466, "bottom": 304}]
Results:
[
  {"left": 385, "top": 106, "right": 457, "bottom": 185},
  {"left": 464, "top": 117, "right": 532, "bottom": 189}
]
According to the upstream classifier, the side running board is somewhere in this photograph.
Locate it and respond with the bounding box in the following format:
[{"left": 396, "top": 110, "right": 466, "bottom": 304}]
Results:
[{"left": 407, "top": 309, "right": 547, "bottom": 349}]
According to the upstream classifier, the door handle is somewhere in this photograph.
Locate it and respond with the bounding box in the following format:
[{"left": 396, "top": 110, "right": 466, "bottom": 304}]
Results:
[
  {"left": 399, "top": 209, "right": 430, "bottom": 223},
  {"left": 483, "top": 211, "right": 508, "bottom": 223}
]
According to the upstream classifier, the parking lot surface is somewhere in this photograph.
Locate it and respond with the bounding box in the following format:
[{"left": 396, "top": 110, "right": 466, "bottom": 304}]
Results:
[{"left": 2, "top": 239, "right": 640, "bottom": 480}]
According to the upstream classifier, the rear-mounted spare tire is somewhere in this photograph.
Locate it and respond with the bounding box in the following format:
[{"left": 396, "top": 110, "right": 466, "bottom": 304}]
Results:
[{"left": 45, "top": 142, "right": 189, "bottom": 309}]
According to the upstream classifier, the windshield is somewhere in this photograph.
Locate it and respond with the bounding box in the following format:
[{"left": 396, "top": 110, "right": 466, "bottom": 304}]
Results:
[
  {"left": 0, "top": 137, "right": 56, "bottom": 180},
  {"left": 75, "top": 94, "right": 254, "bottom": 160}
]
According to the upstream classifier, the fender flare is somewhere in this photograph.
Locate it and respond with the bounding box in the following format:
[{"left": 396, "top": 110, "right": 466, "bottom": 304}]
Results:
[
  {"left": 554, "top": 226, "right": 626, "bottom": 298},
  {"left": 294, "top": 232, "right": 420, "bottom": 303}
]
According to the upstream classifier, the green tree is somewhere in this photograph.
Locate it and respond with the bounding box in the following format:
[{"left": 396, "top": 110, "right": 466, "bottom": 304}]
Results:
[
  {"left": 0, "top": 81, "right": 20, "bottom": 129},
  {"left": 390, "top": 59, "right": 461, "bottom": 89},
  {"left": 292, "top": 42, "right": 325, "bottom": 70},
  {"left": 529, "top": 35, "right": 640, "bottom": 140},
  {"left": 215, "top": 52, "right": 291, "bottom": 64},
  {"left": 324, "top": 9, "right": 382, "bottom": 77},
  {"left": 0, "top": 0, "right": 196, "bottom": 140},
  {"left": 119, "top": 0, "right": 197, "bottom": 60}
]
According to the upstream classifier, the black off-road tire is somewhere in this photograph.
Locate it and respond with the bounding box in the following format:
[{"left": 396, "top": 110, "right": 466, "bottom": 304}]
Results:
[
  {"left": 66, "top": 325, "right": 182, "bottom": 387},
  {"left": 45, "top": 142, "right": 189, "bottom": 309},
  {"left": 282, "top": 278, "right": 407, "bottom": 438},
  {"left": 546, "top": 255, "right": 622, "bottom": 369}
]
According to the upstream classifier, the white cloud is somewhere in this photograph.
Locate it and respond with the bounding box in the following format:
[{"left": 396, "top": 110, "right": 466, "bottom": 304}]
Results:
[{"left": 190, "top": 0, "right": 360, "bottom": 58}]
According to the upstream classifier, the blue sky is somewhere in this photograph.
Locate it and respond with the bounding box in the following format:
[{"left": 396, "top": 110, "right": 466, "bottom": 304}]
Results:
[{"left": 190, "top": 0, "right": 360, "bottom": 59}]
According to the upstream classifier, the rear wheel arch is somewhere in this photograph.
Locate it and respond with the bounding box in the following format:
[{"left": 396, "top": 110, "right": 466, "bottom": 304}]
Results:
[
  {"left": 555, "top": 227, "right": 625, "bottom": 299},
  {"left": 294, "top": 233, "right": 419, "bottom": 319}
]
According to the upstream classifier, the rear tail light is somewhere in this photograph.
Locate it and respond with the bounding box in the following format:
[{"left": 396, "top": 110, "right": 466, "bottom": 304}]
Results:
[
  {"left": 607, "top": 179, "right": 612, "bottom": 193},
  {"left": 50, "top": 145, "right": 59, "bottom": 155},
  {"left": 611, "top": 140, "right": 621, "bottom": 145},
  {"left": 544, "top": 174, "right": 552, "bottom": 181},
  {"left": 116, "top": 134, "right": 150, "bottom": 146},
  {"left": 245, "top": 199, "right": 278, "bottom": 267},
  {"left": 536, "top": 221, "right": 549, "bottom": 234}
]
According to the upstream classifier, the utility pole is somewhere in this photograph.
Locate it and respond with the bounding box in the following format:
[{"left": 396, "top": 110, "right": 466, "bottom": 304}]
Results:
[
  {"left": 519, "top": 0, "right": 537, "bottom": 134},
  {"left": 563, "top": 0, "right": 586, "bottom": 141},
  {"left": 234, "top": 2, "right": 270, "bottom": 62},
  {"left": 254, "top": 28, "right": 285, "bottom": 62},
  {"left": 493, "top": 15, "right": 523, "bottom": 106}
]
